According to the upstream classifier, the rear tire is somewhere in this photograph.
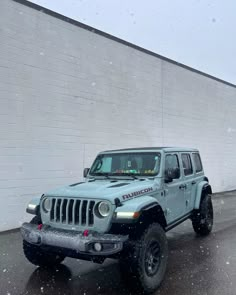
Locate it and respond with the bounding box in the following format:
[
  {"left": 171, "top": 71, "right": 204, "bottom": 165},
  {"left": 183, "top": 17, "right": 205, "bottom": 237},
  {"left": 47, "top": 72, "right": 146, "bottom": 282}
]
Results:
[
  {"left": 23, "top": 216, "right": 65, "bottom": 267},
  {"left": 120, "top": 223, "right": 168, "bottom": 294},
  {"left": 192, "top": 194, "right": 213, "bottom": 236}
]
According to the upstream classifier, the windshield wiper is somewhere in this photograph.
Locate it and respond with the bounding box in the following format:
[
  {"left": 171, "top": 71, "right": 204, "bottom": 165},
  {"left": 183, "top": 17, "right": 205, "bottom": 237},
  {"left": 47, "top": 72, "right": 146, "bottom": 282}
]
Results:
[
  {"left": 92, "top": 172, "right": 112, "bottom": 179},
  {"left": 122, "top": 173, "right": 138, "bottom": 179},
  {"left": 92, "top": 172, "right": 138, "bottom": 180}
]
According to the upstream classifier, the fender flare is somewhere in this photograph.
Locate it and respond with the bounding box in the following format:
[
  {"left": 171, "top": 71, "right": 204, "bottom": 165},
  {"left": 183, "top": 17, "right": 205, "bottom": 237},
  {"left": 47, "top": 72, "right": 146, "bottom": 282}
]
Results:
[
  {"left": 194, "top": 181, "right": 212, "bottom": 209},
  {"left": 115, "top": 195, "right": 160, "bottom": 214},
  {"left": 114, "top": 195, "right": 167, "bottom": 227}
]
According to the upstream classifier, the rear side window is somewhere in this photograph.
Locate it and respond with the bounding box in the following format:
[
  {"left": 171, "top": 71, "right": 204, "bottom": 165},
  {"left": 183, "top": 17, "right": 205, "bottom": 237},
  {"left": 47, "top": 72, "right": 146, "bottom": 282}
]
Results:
[
  {"left": 181, "top": 154, "right": 193, "bottom": 176},
  {"left": 192, "top": 153, "right": 203, "bottom": 173}
]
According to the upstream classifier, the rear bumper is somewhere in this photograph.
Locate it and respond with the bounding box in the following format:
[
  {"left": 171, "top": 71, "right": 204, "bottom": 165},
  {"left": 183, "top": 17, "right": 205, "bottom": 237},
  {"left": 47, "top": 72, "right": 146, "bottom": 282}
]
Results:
[{"left": 21, "top": 222, "right": 128, "bottom": 256}]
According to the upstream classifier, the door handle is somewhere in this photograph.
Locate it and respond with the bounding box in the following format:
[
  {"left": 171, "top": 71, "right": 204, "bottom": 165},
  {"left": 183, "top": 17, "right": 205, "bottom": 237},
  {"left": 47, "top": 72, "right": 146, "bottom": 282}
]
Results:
[
  {"left": 192, "top": 181, "right": 196, "bottom": 185},
  {"left": 179, "top": 184, "right": 186, "bottom": 190}
]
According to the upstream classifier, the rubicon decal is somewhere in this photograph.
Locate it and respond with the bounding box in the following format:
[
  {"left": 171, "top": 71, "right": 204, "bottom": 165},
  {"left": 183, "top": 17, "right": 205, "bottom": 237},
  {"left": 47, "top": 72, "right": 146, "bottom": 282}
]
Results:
[{"left": 122, "top": 187, "right": 153, "bottom": 200}]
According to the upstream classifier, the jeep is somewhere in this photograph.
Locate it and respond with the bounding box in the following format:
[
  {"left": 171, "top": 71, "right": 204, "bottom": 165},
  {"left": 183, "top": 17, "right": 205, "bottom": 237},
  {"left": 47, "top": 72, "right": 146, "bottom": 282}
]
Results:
[{"left": 21, "top": 147, "right": 213, "bottom": 294}]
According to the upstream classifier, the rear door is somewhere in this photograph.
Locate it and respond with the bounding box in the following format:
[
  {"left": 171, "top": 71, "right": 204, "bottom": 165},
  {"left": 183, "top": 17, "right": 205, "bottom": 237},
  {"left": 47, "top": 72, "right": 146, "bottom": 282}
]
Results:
[
  {"left": 180, "top": 153, "right": 195, "bottom": 213},
  {"left": 191, "top": 152, "right": 205, "bottom": 207}
]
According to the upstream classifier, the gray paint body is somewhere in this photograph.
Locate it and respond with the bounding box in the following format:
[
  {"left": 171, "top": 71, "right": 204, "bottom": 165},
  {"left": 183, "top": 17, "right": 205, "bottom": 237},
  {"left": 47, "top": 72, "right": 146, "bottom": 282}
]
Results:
[
  {"left": 28, "top": 147, "right": 207, "bottom": 233},
  {"left": 21, "top": 147, "right": 210, "bottom": 259}
]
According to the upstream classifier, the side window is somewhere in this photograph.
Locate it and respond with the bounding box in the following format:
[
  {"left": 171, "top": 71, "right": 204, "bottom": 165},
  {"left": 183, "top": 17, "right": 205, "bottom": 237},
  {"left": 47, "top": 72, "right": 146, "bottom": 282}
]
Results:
[
  {"left": 165, "top": 154, "right": 180, "bottom": 179},
  {"left": 192, "top": 153, "right": 203, "bottom": 173},
  {"left": 181, "top": 153, "right": 193, "bottom": 176}
]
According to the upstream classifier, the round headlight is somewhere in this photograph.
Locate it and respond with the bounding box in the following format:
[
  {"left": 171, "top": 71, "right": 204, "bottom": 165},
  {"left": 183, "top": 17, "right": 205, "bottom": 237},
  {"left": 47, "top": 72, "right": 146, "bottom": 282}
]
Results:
[
  {"left": 42, "top": 198, "right": 51, "bottom": 212},
  {"left": 98, "top": 201, "right": 110, "bottom": 217}
]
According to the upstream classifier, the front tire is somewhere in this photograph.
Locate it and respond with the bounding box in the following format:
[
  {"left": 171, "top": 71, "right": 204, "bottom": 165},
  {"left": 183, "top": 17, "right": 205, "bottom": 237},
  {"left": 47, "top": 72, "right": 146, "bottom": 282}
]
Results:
[
  {"left": 23, "top": 216, "right": 65, "bottom": 267},
  {"left": 192, "top": 194, "right": 213, "bottom": 236},
  {"left": 120, "top": 223, "right": 168, "bottom": 294}
]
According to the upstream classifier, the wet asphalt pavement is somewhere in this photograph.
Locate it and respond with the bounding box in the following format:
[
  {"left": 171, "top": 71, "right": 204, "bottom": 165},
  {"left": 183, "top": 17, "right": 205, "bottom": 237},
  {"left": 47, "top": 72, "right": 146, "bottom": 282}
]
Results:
[{"left": 1, "top": 191, "right": 236, "bottom": 295}]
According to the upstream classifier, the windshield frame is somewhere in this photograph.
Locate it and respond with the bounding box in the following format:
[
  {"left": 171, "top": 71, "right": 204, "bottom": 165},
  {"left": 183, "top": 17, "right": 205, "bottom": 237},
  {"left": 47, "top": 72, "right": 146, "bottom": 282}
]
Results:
[{"left": 88, "top": 152, "right": 161, "bottom": 178}]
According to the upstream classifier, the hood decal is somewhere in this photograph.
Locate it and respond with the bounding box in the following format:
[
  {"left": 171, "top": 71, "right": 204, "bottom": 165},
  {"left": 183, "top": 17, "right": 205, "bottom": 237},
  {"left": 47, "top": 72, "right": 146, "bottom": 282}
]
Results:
[{"left": 122, "top": 187, "right": 153, "bottom": 200}]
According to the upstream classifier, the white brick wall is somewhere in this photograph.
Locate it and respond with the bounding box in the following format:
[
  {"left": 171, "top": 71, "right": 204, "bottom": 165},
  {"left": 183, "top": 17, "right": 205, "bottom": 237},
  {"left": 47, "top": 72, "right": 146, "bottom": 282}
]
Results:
[{"left": 0, "top": 0, "right": 236, "bottom": 231}]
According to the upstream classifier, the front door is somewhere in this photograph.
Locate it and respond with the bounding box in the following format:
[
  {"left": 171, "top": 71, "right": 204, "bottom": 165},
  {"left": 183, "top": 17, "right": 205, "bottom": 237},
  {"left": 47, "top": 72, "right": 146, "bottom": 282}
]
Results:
[{"left": 164, "top": 153, "right": 185, "bottom": 223}]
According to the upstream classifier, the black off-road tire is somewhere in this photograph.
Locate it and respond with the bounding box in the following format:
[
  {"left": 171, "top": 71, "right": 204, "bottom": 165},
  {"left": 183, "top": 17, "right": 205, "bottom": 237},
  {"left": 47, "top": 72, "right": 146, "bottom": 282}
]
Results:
[
  {"left": 23, "top": 216, "right": 65, "bottom": 267},
  {"left": 192, "top": 194, "right": 213, "bottom": 236},
  {"left": 120, "top": 223, "right": 168, "bottom": 294}
]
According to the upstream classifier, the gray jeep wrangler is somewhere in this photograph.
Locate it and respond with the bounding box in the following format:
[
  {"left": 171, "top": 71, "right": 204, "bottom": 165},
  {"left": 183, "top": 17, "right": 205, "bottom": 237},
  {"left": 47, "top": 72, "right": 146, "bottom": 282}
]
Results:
[{"left": 21, "top": 147, "right": 213, "bottom": 294}]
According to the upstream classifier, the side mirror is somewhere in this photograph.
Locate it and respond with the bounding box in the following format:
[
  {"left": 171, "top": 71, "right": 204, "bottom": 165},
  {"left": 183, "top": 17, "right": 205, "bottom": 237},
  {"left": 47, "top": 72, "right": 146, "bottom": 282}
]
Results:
[
  {"left": 164, "top": 168, "right": 180, "bottom": 183},
  {"left": 83, "top": 168, "right": 90, "bottom": 178}
]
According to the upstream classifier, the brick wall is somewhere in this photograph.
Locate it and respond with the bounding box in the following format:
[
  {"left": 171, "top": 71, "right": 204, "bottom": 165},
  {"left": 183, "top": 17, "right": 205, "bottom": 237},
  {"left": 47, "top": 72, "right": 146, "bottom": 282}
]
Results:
[{"left": 0, "top": 0, "right": 236, "bottom": 231}]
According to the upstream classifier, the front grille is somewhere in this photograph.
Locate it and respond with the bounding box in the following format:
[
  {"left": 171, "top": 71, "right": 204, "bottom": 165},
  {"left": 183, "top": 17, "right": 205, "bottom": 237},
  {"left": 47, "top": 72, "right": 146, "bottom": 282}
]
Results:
[{"left": 50, "top": 198, "right": 96, "bottom": 227}]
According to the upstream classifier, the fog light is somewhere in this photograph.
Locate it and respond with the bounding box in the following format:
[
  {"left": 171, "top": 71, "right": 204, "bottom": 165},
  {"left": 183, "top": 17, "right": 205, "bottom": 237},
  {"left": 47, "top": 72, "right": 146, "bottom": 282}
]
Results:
[{"left": 94, "top": 242, "right": 102, "bottom": 252}]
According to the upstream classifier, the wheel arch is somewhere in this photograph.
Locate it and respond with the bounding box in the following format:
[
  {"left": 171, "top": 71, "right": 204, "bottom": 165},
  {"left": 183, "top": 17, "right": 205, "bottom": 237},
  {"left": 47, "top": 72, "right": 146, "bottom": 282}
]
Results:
[
  {"left": 194, "top": 181, "right": 212, "bottom": 210},
  {"left": 137, "top": 203, "right": 167, "bottom": 231},
  {"left": 112, "top": 195, "right": 167, "bottom": 235}
]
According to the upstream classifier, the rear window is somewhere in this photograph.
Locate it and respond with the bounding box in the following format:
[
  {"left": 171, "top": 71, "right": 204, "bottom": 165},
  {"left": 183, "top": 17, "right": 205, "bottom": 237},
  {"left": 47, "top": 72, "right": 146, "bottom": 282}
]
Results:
[
  {"left": 181, "top": 153, "right": 193, "bottom": 176},
  {"left": 192, "top": 153, "right": 203, "bottom": 173}
]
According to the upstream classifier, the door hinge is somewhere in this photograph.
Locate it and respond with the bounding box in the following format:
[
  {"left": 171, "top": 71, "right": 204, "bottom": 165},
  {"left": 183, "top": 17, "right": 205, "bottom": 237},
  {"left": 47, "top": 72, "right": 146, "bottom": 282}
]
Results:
[
  {"left": 161, "top": 190, "right": 167, "bottom": 196},
  {"left": 164, "top": 208, "right": 171, "bottom": 216}
]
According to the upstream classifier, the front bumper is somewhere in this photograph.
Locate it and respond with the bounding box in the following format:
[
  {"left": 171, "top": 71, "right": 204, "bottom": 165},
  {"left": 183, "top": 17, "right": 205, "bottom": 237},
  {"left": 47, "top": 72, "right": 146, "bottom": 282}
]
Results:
[{"left": 21, "top": 222, "right": 128, "bottom": 256}]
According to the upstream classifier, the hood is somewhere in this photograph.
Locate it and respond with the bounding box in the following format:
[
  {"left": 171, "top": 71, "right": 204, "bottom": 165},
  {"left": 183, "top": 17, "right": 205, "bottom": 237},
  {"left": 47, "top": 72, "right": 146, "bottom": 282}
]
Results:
[{"left": 45, "top": 179, "right": 160, "bottom": 204}]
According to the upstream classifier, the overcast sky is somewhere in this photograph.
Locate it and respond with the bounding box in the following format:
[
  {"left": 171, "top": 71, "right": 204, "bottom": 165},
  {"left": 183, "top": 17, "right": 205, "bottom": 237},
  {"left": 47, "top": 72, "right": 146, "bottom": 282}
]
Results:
[{"left": 29, "top": 0, "right": 236, "bottom": 85}]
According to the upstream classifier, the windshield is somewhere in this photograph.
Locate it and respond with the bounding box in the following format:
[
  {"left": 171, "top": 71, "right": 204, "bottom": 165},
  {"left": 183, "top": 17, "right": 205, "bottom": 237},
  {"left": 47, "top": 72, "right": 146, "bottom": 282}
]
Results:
[{"left": 89, "top": 152, "right": 161, "bottom": 177}]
